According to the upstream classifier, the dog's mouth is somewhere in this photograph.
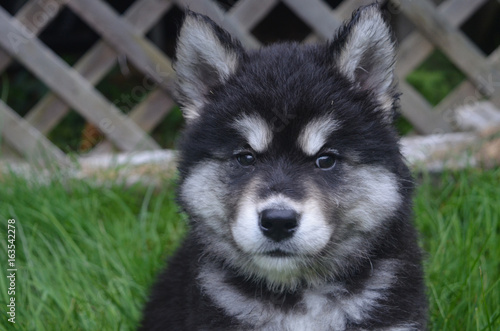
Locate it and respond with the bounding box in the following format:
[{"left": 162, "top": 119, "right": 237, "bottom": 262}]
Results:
[{"left": 262, "top": 249, "right": 295, "bottom": 258}]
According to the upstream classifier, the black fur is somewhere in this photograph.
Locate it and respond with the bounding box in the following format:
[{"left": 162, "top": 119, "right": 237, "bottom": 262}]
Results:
[{"left": 140, "top": 4, "right": 427, "bottom": 330}]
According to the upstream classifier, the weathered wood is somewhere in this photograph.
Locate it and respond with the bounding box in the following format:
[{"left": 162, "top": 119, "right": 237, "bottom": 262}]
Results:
[
  {"left": 25, "top": 0, "right": 173, "bottom": 134},
  {"left": 453, "top": 101, "right": 500, "bottom": 132},
  {"left": 295, "top": 0, "right": 370, "bottom": 44},
  {"left": 74, "top": 149, "right": 178, "bottom": 185},
  {"left": 283, "top": 0, "right": 342, "bottom": 40},
  {"left": 0, "top": 100, "right": 70, "bottom": 165},
  {"left": 397, "top": 0, "right": 493, "bottom": 96},
  {"left": 0, "top": 0, "right": 497, "bottom": 166},
  {"left": 0, "top": 142, "right": 22, "bottom": 162},
  {"left": 401, "top": 125, "right": 500, "bottom": 172},
  {"left": 0, "top": 7, "right": 159, "bottom": 151},
  {"left": 229, "top": 0, "right": 278, "bottom": 30},
  {"left": 335, "top": 0, "right": 373, "bottom": 18},
  {"left": 80, "top": 149, "right": 176, "bottom": 169},
  {"left": 129, "top": 90, "right": 175, "bottom": 131},
  {"left": 23, "top": 41, "right": 117, "bottom": 133},
  {"left": 401, "top": 132, "right": 477, "bottom": 171},
  {"left": 435, "top": 46, "right": 500, "bottom": 116},
  {"left": 176, "top": 0, "right": 260, "bottom": 49},
  {"left": 67, "top": 0, "right": 174, "bottom": 94},
  {"left": 434, "top": 81, "right": 478, "bottom": 120},
  {"left": 0, "top": 0, "right": 66, "bottom": 73},
  {"left": 90, "top": 89, "right": 175, "bottom": 154},
  {"left": 396, "top": 0, "right": 488, "bottom": 77},
  {"left": 484, "top": 48, "right": 500, "bottom": 107},
  {"left": 399, "top": 81, "right": 453, "bottom": 134}
]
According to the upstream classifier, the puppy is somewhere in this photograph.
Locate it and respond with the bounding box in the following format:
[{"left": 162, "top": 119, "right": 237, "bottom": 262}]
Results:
[{"left": 140, "top": 4, "right": 427, "bottom": 330}]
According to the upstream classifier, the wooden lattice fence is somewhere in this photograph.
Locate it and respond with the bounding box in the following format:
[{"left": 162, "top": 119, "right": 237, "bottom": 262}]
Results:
[{"left": 0, "top": 0, "right": 499, "bottom": 166}]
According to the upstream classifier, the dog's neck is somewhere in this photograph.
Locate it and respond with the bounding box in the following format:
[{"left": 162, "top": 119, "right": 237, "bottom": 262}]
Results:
[{"left": 197, "top": 258, "right": 403, "bottom": 330}]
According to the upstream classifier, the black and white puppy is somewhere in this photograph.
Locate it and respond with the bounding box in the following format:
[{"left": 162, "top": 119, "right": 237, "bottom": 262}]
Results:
[{"left": 140, "top": 4, "right": 427, "bottom": 330}]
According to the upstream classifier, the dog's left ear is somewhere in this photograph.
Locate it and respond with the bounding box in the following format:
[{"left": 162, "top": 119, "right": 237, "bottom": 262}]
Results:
[
  {"left": 174, "top": 11, "right": 245, "bottom": 122},
  {"left": 332, "top": 5, "right": 396, "bottom": 120}
]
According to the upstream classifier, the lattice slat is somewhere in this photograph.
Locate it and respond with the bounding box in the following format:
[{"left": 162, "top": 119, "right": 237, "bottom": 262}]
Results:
[
  {"left": 396, "top": 0, "right": 488, "bottom": 77},
  {"left": 67, "top": 0, "right": 174, "bottom": 93},
  {"left": 176, "top": 0, "right": 260, "bottom": 49},
  {"left": 334, "top": 0, "right": 374, "bottom": 18},
  {"left": 438, "top": 47, "right": 500, "bottom": 114},
  {"left": 283, "top": 0, "right": 341, "bottom": 40},
  {"left": 398, "top": 0, "right": 493, "bottom": 96},
  {"left": 0, "top": 0, "right": 498, "bottom": 163},
  {"left": 488, "top": 49, "right": 500, "bottom": 106},
  {"left": 24, "top": 0, "right": 173, "bottom": 135},
  {"left": 90, "top": 89, "right": 176, "bottom": 154},
  {"left": 0, "top": 0, "right": 66, "bottom": 72},
  {"left": 393, "top": 0, "right": 490, "bottom": 134},
  {"left": 0, "top": 100, "right": 69, "bottom": 165},
  {"left": 229, "top": 0, "right": 279, "bottom": 31},
  {"left": 399, "top": 81, "right": 453, "bottom": 133},
  {"left": 0, "top": 6, "right": 159, "bottom": 152}
]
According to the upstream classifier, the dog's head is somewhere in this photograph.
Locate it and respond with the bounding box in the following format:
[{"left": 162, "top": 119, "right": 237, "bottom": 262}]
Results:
[{"left": 174, "top": 5, "right": 412, "bottom": 291}]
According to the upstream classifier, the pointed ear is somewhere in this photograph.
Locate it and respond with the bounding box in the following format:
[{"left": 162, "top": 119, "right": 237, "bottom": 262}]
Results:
[
  {"left": 174, "top": 11, "right": 245, "bottom": 122},
  {"left": 332, "top": 5, "right": 397, "bottom": 121}
]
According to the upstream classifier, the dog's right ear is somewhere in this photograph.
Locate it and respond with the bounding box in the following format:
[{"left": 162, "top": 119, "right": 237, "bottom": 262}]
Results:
[
  {"left": 174, "top": 11, "right": 245, "bottom": 122},
  {"left": 330, "top": 4, "right": 397, "bottom": 122}
]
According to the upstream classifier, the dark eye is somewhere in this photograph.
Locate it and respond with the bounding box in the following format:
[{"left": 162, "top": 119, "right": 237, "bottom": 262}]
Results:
[
  {"left": 236, "top": 152, "right": 256, "bottom": 167},
  {"left": 315, "top": 154, "right": 336, "bottom": 170}
]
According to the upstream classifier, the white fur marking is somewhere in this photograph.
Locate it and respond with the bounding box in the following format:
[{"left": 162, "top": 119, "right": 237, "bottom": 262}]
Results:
[
  {"left": 232, "top": 115, "right": 273, "bottom": 152},
  {"left": 180, "top": 161, "right": 227, "bottom": 235},
  {"left": 298, "top": 115, "right": 340, "bottom": 156},
  {"left": 231, "top": 187, "right": 333, "bottom": 290},
  {"left": 199, "top": 260, "right": 399, "bottom": 330},
  {"left": 233, "top": 193, "right": 332, "bottom": 258},
  {"left": 344, "top": 166, "right": 401, "bottom": 231}
]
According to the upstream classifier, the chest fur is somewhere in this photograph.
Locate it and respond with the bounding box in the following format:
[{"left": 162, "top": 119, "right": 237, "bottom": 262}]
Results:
[{"left": 198, "top": 264, "right": 395, "bottom": 331}]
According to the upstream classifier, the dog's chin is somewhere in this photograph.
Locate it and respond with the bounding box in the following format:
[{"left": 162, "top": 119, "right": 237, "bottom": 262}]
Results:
[
  {"left": 244, "top": 252, "right": 328, "bottom": 293},
  {"left": 250, "top": 255, "right": 300, "bottom": 283},
  {"left": 252, "top": 250, "right": 300, "bottom": 269},
  {"left": 263, "top": 249, "right": 295, "bottom": 258}
]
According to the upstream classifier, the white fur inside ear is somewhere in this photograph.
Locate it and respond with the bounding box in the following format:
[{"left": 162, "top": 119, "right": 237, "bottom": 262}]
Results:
[
  {"left": 175, "top": 15, "right": 240, "bottom": 121},
  {"left": 337, "top": 8, "right": 395, "bottom": 110},
  {"left": 177, "top": 17, "right": 238, "bottom": 80}
]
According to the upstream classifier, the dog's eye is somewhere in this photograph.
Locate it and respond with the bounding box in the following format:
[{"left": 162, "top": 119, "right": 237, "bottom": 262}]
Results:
[
  {"left": 315, "top": 154, "right": 336, "bottom": 170},
  {"left": 236, "top": 153, "right": 256, "bottom": 167}
]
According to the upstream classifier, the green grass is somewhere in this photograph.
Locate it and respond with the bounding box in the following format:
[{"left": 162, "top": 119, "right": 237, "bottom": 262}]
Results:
[
  {"left": 0, "top": 167, "right": 499, "bottom": 330},
  {"left": 415, "top": 168, "right": 500, "bottom": 330},
  {"left": 0, "top": 173, "right": 186, "bottom": 330}
]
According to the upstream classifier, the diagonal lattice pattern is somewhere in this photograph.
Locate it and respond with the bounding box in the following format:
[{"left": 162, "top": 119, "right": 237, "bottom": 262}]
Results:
[{"left": 0, "top": 0, "right": 498, "bottom": 165}]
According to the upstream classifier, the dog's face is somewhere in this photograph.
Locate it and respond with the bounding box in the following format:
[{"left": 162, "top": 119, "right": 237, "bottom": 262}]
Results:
[{"left": 174, "top": 6, "right": 411, "bottom": 291}]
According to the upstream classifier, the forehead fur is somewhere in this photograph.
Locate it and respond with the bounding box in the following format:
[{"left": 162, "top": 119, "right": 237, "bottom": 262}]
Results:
[
  {"left": 232, "top": 114, "right": 273, "bottom": 153},
  {"left": 298, "top": 115, "right": 340, "bottom": 156}
]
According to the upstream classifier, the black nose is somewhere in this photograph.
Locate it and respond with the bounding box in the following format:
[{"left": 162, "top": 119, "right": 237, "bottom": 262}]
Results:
[{"left": 259, "top": 209, "right": 299, "bottom": 242}]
